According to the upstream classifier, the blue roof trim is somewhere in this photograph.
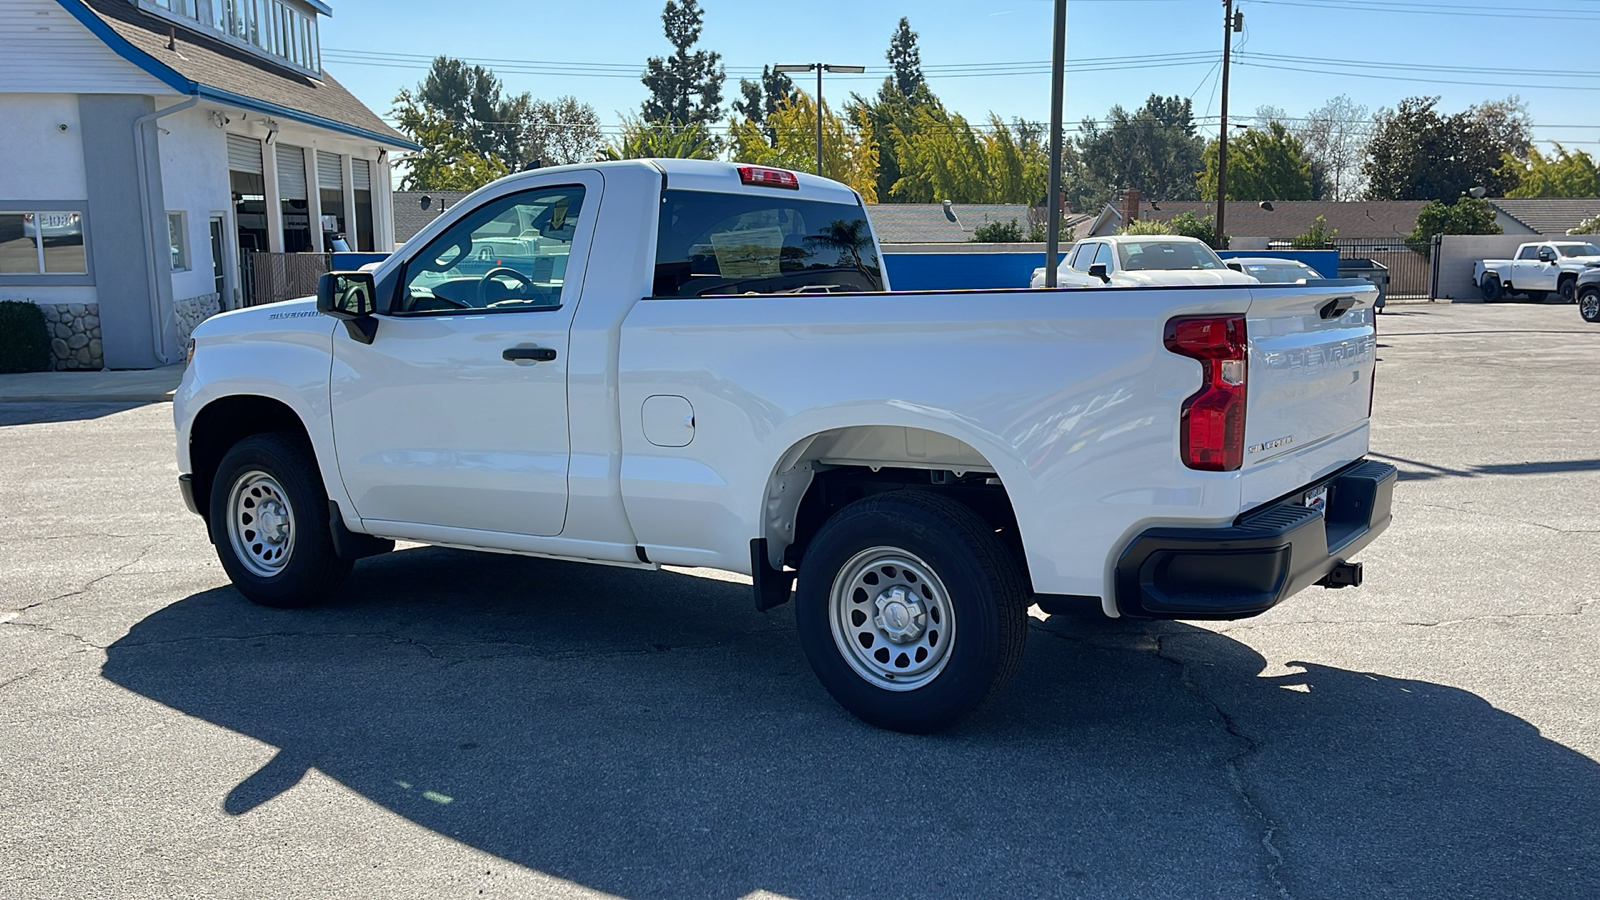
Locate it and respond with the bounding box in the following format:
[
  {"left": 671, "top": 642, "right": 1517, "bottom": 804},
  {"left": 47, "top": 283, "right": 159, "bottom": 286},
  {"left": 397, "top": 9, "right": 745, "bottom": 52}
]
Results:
[
  {"left": 51, "top": 0, "right": 418, "bottom": 151},
  {"left": 196, "top": 85, "right": 421, "bottom": 151},
  {"left": 304, "top": 0, "right": 334, "bottom": 16},
  {"left": 52, "top": 0, "right": 194, "bottom": 94}
]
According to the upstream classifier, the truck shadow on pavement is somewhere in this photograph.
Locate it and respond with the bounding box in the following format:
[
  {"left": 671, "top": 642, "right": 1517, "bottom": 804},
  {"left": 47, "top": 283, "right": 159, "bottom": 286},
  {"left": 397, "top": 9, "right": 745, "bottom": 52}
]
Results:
[{"left": 102, "top": 546, "right": 1600, "bottom": 899}]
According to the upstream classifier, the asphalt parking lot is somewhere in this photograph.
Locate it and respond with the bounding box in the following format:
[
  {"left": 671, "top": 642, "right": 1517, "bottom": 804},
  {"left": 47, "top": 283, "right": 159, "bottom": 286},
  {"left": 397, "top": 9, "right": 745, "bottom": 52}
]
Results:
[{"left": 2, "top": 301, "right": 1596, "bottom": 900}]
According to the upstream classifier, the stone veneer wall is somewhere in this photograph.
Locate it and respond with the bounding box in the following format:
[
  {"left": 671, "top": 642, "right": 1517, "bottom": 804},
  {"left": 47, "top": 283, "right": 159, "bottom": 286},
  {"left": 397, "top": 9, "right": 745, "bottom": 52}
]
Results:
[
  {"left": 40, "top": 303, "right": 103, "bottom": 370},
  {"left": 174, "top": 292, "right": 222, "bottom": 344}
]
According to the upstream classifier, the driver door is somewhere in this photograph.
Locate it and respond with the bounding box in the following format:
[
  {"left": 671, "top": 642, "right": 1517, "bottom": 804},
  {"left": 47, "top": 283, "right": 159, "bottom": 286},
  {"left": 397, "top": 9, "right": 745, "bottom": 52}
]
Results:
[{"left": 330, "top": 176, "right": 599, "bottom": 538}]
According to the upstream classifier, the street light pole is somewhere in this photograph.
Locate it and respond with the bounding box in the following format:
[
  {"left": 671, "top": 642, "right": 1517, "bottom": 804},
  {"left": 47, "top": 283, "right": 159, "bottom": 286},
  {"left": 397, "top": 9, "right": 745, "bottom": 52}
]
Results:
[
  {"left": 1045, "top": 0, "right": 1066, "bottom": 288},
  {"left": 774, "top": 63, "right": 865, "bottom": 177}
]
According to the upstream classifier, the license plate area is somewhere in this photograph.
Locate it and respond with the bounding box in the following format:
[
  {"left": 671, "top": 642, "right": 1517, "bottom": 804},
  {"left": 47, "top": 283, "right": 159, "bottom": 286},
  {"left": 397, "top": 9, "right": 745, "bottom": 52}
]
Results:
[{"left": 1303, "top": 484, "right": 1329, "bottom": 514}]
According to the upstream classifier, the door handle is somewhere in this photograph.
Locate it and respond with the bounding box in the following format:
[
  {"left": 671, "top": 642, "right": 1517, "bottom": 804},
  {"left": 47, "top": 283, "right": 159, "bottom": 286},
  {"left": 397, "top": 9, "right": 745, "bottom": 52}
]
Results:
[{"left": 503, "top": 347, "right": 557, "bottom": 362}]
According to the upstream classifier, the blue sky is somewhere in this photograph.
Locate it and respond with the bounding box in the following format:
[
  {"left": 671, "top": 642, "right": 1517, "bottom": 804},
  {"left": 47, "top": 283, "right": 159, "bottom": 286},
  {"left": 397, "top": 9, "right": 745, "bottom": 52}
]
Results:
[{"left": 321, "top": 0, "right": 1600, "bottom": 153}]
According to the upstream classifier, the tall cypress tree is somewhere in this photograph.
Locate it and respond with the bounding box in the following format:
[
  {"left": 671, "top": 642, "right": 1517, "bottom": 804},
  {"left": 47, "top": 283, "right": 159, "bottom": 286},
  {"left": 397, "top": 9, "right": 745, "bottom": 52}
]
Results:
[
  {"left": 640, "top": 0, "right": 726, "bottom": 128},
  {"left": 886, "top": 17, "right": 924, "bottom": 97}
]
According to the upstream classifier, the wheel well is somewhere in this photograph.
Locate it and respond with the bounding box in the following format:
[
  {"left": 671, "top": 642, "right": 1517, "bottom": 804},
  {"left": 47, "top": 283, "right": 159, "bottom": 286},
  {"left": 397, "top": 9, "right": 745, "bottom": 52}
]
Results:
[
  {"left": 188, "top": 395, "right": 313, "bottom": 519},
  {"left": 1560, "top": 272, "right": 1577, "bottom": 285},
  {"left": 765, "top": 426, "right": 1028, "bottom": 588}
]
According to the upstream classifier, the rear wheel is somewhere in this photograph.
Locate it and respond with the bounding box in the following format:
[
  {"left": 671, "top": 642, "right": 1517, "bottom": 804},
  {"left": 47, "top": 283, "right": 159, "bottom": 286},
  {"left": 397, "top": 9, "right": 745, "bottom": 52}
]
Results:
[
  {"left": 209, "top": 433, "right": 352, "bottom": 608},
  {"left": 1580, "top": 287, "right": 1600, "bottom": 323},
  {"left": 1480, "top": 276, "right": 1503, "bottom": 302},
  {"left": 794, "top": 491, "right": 1028, "bottom": 733}
]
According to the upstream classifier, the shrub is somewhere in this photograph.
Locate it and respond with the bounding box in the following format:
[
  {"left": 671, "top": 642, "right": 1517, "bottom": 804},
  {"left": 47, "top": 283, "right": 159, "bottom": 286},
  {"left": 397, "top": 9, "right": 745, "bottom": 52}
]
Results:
[
  {"left": 0, "top": 300, "right": 51, "bottom": 373},
  {"left": 970, "top": 218, "right": 1026, "bottom": 243},
  {"left": 1291, "top": 215, "right": 1337, "bottom": 249},
  {"left": 1124, "top": 212, "right": 1226, "bottom": 249},
  {"left": 1569, "top": 215, "right": 1600, "bottom": 235},
  {"left": 1405, "top": 197, "right": 1501, "bottom": 256}
]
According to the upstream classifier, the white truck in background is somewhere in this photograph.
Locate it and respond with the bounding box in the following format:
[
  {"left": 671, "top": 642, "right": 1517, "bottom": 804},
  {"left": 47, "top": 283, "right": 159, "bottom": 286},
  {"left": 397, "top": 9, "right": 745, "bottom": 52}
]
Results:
[
  {"left": 1030, "top": 234, "right": 1260, "bottom": 289},
  {"left": 175, "top": 159, "right": 1394, "bottom": 732},
  {"left": 1474, "top": 240, "right": 1600, "bottom": 302}
]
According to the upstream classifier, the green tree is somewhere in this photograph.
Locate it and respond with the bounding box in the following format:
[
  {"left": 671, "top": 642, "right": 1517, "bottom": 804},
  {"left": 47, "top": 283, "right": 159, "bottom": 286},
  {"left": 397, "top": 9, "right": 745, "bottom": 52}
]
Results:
[
  {"left": 1291, "top": 215, "right": 1337, "bottom": 249},
  {"left": 731, "top": 65, "right": 796, "bottom": 144},
  {"left": 727, "top": 94, "right": 879, "bottom": 200},
  {"left": 1570, "top": 215, "right": 1600, "bottom": 235},
  {"left": 640, "top": 0, "right": 725, "bottom": 129},
  {"left": 1123, "top": 211, "right": 1224, "bottom": 249},
  {"left": 1505, "top": 145, "right": 1600, "bottom": 198},
  {"left": 394, "top": 107, "right": 509, "bottom": 191},
  {"left": 886, "top": 17, "right": 924, "bottom": 96},
  {"left": 1363, "top": 96, "right": 1527, "bottom": 200},
  {"left": 409, "top": 57, "right": 516, "bottom": 162},
  {"left": 1199, "top": 121, "right": 1314, "bottom": 201},
  {"left": 602, "top": 117, "right": 717, "bottom": 161},
  {"left": 888, "top": 110, "right": 1050, "bottom": 204},
  {"left": 1406, "top": 196, "right": 1502, "bottom": 254},
  {"left": 1296, "top": 94, "right": 1370, "bottom": 201},
  {"left": 1078, "top": 95, "right": 1206, "bottom": 201}
]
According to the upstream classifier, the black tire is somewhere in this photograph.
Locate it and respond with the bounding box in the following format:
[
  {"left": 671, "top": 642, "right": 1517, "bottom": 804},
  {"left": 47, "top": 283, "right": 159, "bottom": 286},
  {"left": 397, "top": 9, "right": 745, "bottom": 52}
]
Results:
[
  {"left": 1559, "top": 277, "right": 1578, "bottom": 303},
  {"left": 1580, "top": 288, "right": 1600, "bottom": 323},
  {"left": 1480, "top": 276, "right": 1503, "bottom": 302},
  {"left": 1525, "top": 291, "right": 1548, "bottom": 303},
  {"left": 208, "top": 433, "right": 352, "bottom": 608},
  {"left": 793, "top": 491, "right": 1028, "bottom": 733}
]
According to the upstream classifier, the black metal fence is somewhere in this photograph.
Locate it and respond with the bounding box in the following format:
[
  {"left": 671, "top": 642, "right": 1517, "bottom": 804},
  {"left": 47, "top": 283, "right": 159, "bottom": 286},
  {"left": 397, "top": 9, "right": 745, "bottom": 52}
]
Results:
[
  {"left": 241, "top": 252, "right": 332, "bottom": 307},
  {"left": 1334, "top": 239, "right": 1431, "bottom": 299}
]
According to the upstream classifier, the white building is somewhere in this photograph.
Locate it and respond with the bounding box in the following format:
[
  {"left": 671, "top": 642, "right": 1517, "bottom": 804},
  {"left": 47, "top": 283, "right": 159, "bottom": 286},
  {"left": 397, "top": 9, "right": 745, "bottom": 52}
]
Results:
[{"left": 0, "top": 0, "right": 417, "bottom": 369}]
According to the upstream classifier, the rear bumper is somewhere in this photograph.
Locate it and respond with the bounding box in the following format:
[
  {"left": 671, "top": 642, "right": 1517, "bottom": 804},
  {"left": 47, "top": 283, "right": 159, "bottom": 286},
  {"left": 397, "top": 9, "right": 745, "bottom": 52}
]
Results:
[{"left": 1114, "top": 459, "right": 1396, "bottom": 619}]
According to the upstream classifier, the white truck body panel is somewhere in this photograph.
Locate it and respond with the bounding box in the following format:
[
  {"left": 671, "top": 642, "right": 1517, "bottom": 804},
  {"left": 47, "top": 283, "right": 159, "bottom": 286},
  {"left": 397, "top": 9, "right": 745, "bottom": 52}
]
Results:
[
  {"left": 176, "top": 159, "right": 1381, "bottom": 615},
  {"left": 1474, "top": 240, "right": 1600, "bottom": 296}
]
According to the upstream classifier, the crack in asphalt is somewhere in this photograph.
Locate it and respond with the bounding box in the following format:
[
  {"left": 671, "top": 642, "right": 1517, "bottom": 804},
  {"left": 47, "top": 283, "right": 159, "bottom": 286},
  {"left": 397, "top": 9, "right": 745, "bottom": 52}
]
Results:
[
  {"left": 1219, "top": 597, "right": 1598, "bottom": 632},
  {"left": 1395, "top": 499, "right": 1600, "bottom": 535},
  {"left": 1154, "top": 633, "right": 1295, "bottom": 900},
  {"left": 9, "top": 541, "right": 164, "bottom": 615}
]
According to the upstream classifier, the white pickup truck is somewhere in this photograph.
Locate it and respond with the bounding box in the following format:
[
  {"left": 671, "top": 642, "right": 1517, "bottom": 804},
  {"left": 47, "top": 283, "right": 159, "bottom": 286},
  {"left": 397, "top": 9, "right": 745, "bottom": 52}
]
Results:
[
  {"left": 175, "top": 159, "right": 1394, "bottom": 732},
  {"left": 1474, "top": 239, "right": 1600, "bottom": 302},
  {"left": 1029, "top": 234, "right": 1260, "bottom": 289}
]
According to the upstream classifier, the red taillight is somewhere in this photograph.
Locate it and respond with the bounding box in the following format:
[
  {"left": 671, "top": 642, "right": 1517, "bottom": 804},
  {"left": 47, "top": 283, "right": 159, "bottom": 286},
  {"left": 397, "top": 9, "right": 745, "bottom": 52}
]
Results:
[
  {"left": 737, "top": 166, "right": 800, "bottom": 190},
  {"left": 1165, "top": 315, "right": 1248, "bottom": 471}
]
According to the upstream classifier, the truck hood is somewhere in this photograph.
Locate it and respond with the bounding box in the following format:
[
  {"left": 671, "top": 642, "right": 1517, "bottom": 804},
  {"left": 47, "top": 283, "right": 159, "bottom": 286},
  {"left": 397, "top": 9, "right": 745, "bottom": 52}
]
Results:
[
  {"left": 192, "top": 297, "right": 329, "bottom": 340},
  {"left": 1115, "top": 270, "right": 1259, "bottom": 287}
]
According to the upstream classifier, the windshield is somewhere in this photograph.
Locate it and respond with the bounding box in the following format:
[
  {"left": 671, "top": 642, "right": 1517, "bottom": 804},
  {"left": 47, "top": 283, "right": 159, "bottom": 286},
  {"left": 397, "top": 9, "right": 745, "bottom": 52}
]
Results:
[
  {"left": 653, "top": 189, "right": 883, "bottom": 297},
  {"left": 1116, "top": 240, "right": 1225, "bottom": 271},
  {"left": 1556, "top": 244, "right": 1600, "bottom": 258}
]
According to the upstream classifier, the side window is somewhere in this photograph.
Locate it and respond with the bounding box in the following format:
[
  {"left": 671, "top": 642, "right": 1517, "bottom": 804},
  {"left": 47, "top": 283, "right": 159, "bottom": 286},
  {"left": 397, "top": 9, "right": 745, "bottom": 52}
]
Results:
[
  {"left": 1091, "top": 242, "right": 1112, "bottom": 269},
  {"left": 1067, "top": 242, "right": 1088, "bottom": 270},
  {"left": 397, "top": 185, "right": 584, "bottom": 315},
  {"left": 1516, "top": 246, "right": 1537, "bottom": 260}
]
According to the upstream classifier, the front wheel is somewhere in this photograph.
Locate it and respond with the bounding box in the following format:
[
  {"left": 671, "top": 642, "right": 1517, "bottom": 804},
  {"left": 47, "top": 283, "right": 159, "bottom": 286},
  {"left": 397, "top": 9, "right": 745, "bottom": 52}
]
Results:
[
  {"left": 209, "top": 433, "right": 352, "bottom": 608},
  {"left": 794, "top": 491, "right": 1028, "bottom": 733},
  {"left": 1559, "top": 278, "right": 1578, "bottom": 303},
  {"left": 1580, "top": 287, "right": 1600, "bottom": 323},
  {"left": 1480, "top": 276, "right": 1503, "bottom": 302}
]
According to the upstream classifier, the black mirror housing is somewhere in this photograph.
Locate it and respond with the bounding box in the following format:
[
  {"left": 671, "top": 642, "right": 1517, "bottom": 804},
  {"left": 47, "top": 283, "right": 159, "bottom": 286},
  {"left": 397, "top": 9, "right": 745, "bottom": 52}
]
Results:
[
  {"left": 317, "top": 271, "right": 379, "bottom": 343},
  {"left": 1088, "top": 263, "right": 1110, "bottom": 282},
  {"left": 1226, "top": 261, "right": 1243, "bottom": 272}
]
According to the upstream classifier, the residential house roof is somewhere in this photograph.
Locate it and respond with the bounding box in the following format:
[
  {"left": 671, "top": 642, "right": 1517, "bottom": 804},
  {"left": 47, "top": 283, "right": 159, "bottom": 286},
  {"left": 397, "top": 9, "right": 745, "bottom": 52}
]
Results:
[
  {"left": 1487, "top": 199, "right": 1600, "bottom": 235},
  {"left": 60, "top": 0, "right": 416, "bottom": 149},
  {"left": 864, "top": 203, "right": 1090, "bottom": 243},
  {"left": 394, "top": 191, "right": 471, "bottom": 244},
  {"left": 1147, "top": 200, "right": 1429, "bottom": 241}
]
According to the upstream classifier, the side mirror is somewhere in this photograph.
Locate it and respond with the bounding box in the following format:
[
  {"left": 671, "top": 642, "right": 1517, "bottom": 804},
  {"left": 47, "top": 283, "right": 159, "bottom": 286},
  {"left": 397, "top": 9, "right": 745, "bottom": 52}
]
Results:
[
  {"left": 1538, "top": 250, "right": 1555, "bottom": 263},
  {"left": 317, "top": 271, "right": 379, "bottom": 344},
  {"left": 1226, "top": 261, "right": 1243, "bottom": 272},
  {"left": 1088, "top": 263, "right": 1110, "bottom": 283}
]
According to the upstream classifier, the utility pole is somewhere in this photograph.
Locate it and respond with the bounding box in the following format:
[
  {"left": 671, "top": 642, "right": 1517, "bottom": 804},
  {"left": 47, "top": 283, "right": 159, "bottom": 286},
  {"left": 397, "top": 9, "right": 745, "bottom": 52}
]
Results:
[
  {"left": 1215, "top": 0, "right": 1241, "bottom": 248},
  {"left": 774, "top": 63, "right": 865, "bottom": 176},
  {"left": 1045, "top": 0, "right": 1067, "bottom": 288}
]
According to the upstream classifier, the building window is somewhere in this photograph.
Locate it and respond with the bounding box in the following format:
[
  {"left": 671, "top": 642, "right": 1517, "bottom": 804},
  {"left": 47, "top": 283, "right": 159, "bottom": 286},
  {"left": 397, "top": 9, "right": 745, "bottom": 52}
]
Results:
[
  {"left": 0, "top": 211, "right": 87, "bottom": 275},
  {"left": 137, "top": 0, "right": 321, "bottom": 76},
  {"left": 168, "top": 212, "right": 190, "bottom": 272}
]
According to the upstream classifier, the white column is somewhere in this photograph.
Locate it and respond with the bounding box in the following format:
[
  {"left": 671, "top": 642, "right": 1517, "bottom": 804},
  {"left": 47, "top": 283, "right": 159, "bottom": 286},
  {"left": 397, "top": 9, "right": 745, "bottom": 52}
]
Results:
[
  {"left": 303, "top": 145, "right": 322, "bottom": 253},
  {"left": 262, "top": 139, "right": 284, "bottom": 253},
  {"left": 376, "top": 153, "right": 395, "bottom": 251},
  {"left": 340, "top": 153, "right": 357, "bottom": 251}
]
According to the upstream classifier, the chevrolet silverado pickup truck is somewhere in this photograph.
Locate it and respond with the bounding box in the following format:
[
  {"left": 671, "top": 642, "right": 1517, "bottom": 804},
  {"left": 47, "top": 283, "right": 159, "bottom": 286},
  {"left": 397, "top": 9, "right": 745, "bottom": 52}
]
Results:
[
  {"left": 175, "top": 159, "right": 1394, "bottom": 732},
  {"left": 1474, "top": 240, "right": 1600, "bottom": 302}
]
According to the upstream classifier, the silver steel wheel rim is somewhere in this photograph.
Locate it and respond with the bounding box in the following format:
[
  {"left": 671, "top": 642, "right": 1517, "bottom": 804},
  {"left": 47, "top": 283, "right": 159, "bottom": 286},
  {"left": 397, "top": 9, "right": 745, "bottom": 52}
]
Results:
[
  {"left": 828, "top": 546, "right": 955, "bottom": 692},
  {"left": 1582, "top": 294, "right": 1600, "bottom": 319},
  {"left": 226, "top": 470, "right": 296, "bottom": 578}
]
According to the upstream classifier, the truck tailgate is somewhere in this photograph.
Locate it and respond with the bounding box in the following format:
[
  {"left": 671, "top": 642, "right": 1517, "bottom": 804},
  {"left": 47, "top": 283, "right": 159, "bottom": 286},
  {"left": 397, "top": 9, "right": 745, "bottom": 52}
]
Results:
[{"left": 1240, "top": 282, "right": 1379, "bottom": 507}]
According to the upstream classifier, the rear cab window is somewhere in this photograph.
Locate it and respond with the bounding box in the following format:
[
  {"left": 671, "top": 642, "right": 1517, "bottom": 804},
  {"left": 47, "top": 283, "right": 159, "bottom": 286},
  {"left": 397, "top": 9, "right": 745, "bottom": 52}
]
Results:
[{"left": 652, "top": 190, "right": 884, "bottom": 297}]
